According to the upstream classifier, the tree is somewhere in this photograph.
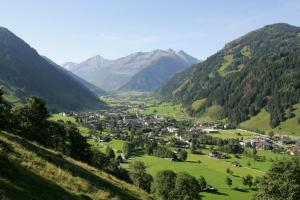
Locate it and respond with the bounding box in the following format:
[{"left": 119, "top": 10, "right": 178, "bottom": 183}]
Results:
[
  {"left": 11, "top": 96, "right": 49, "bottom": 142},
  {"left": 146, "top": 144, "right": 153, "bottom": 155},
  {"left": 253, "top": 177, "right": 262, "bottom": 189},
  {"left": 105, "top": 146, "right": 115, "bottom": 159},
  {"left": 225, "top": 177, "right": 232, "bottom": 188},
  {"left": 123, "top": 142, "right": 133, "bottom": 159},
  {"left": 152, "top": 170, "right": 176, "bottom": 200},
  {"left": 198, "top": 176, "right": 207, "bottom": 191},
  {"left": 255, "top": 158, "right": 300, "bottom": 200},
  {"left": 116, "top": 155, "right": 123, "bottom": 163},
  {"left": 178, "top": 150, "right": 188, "bottom": 161},
  {"left": 287, "top": 105, "right": 295, "bottom": 118},
  {"left": 170, "top": 172, "right": 200, "bottom": 200},
  {"left": 129, "top": 161, "right": 153, "bottom": 192},
  {"left": 89, "top": 149, "right": 108, "bottom": 169},
  {"left": 226, "top": 168, "right": 231, "bottom": 174},
  {"left": 247, "top": 161, "right": 251, "bottom": 167},
  {"left": 242, "top": 175, "right": 253, "bottom": 188},
  {"left": 96, "top": 122, "right": 104, "bottom": 133},
  {"left": 0, "top": 89, "right": 11, "bottom": 130},
  {"left": 268, "top": 131, "right": 274, "bottom": 138},
  {"left": 68, "top": 127, "right": 91, "bottom": 162},
  {"left": 252, "top": 148, "right": 257, "bottom": 157}
]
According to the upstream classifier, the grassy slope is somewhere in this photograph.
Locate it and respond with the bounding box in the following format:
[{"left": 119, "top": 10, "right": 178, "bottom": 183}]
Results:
[
  {"left": 218, "top": 54, "right": 233, "bottom": 76},
  {"left": 143, "top": 102, "right": 189, "bottom": 119},
  {"left": 240, "top": 104, "right": 300, "bottom": 136},
  {"left": 213, "top": 129, "right": 256, "bottom": 140},
  {"left": 191, "top": 99, "right": 206, "bottom": 111},
  {"left": 0, "top": 132, "right": 152, "bottom": 200},
  {"left": 195, "top": 105, "right": 224, "bottom": 123},
  {"left": 49, "top": 114, "right": 78, "bottom": 124}
]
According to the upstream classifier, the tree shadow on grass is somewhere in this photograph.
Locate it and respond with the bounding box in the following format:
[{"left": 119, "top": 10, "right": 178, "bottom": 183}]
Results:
[
  {"left": 205, "top": 190, "right": 228, "bottom": 196},
  {"left": 185, "top": 160, "right": 203, "bottom": 164},
  {"left": 233, "top": 187, "right": 250, "bottom": 193},
  {"left": 131, "top": 150, "right": 146, "bottom": 157},
  {"left": 2, "top": 133, "right": 142, "bottom": 200}
]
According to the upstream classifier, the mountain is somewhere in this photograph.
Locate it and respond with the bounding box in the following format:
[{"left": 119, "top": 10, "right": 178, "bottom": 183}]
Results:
[
  {"left": 0, "top": 27, "right": 104, "bottom": 111},
  {"left": 157, "top": 23, "right": 300, "bottom": 129},
  {"left": 43, "top": 56, "right": 106, "bottom": 96},
  {"left": 0, "top": 131, "right": 151, "bottom": 200},
  {"left": 63, "top": 49, "right": 198, "bottom": 91},
  {"left": 119, "top": 49, "right": 199, "bottom": 92}
]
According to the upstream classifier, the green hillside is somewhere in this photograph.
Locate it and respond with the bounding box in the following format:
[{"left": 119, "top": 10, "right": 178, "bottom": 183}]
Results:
[
  {"left": 157, "top": 23, "right": 300, "bottom": 129},
  {"left": 0, "top": 131, "right": 152, "bottom": 200},
  {"left": 240, "top": 104, "right": 300, "bottom": 136}
]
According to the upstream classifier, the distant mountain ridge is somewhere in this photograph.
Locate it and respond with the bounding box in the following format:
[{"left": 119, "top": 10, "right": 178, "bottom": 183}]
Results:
[
  {"left": 63, "top": 49, "right": 199, "bottom": 91},
  {"left": 0, "top": 27, "right": 104, "bottom": 111}
]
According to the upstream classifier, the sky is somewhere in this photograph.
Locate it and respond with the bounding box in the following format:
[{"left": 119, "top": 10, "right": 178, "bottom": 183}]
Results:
[{"left": 0, "top": 0, "right": 299, "bottom": 64}]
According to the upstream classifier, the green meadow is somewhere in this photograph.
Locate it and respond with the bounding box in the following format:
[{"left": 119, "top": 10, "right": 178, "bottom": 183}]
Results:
[
  {"left": 131, "top": 151, "right": 265, "bottom": 200},
  {"left": 48, "top": 114, "right": 77, "bottom": 124},
  {"left": 213, "top": 129, "right": 256, "bottom": 140},
  {"left": 94, "top": 135, "right": 291, "bottom": 200},
  {"left": 143, "top": 102, "right": 189, "bottom": 119},
  {"left": 240, "top": 104, "right": 300, "bottom": 136}
]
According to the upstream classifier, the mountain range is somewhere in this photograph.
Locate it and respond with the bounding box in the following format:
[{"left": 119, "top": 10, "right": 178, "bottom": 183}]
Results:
[
  {"left": 156, "top": 23, "right": 300, "bottom": 128},
  {"left": 63, "top": 49, "right": 199, "bottom": 92},
  {"left": 0, "top": 27, "right": 104, "bottom": 111}
]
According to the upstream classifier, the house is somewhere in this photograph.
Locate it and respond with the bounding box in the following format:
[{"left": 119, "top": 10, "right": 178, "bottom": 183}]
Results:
[
  {"left": 231, "top": 161, "right": 242, "bottom": 167},
  {"left": 288, "top": 144, "right": 300, "bottom": 156},
  {"left": 174, "top": 148, "right": 182, "bottom": 153},
  {"left": 208, "top": 151, "right": 218, "bottom": 158},
  {"left": 59, "top": 112, "right": 67, "bottom": 117},
  {"left": 256, "top": 140, "right": 272, "bottom": 150},
  {"left": 243, "top": 138, "right": 272, "bottom": 150},
  {"left": 167, "top": 127, "right": 178, "bottom": 133},
  {"left": 99, "top": 135, "right": 111, "bottom": 142},
  {"left": 203, "top": 128, "right": 219, "bottom": 134}
]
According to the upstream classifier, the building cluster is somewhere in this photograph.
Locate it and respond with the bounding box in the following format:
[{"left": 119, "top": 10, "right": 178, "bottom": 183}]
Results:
[{"left": 59, "top": 110, "right": 300, "bottom": 157}]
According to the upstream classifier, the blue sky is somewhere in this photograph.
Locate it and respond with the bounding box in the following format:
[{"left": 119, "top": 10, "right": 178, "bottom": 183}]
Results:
[{"left": 0, "top": 0, "right": 299, "bottom": 64}]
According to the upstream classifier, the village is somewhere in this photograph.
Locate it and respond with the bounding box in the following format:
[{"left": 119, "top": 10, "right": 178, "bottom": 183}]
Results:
[{"left": 58, "top": 104, "right": 300, "bottom": 157}]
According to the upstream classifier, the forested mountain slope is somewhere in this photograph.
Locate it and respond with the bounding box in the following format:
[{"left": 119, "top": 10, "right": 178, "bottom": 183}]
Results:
[
  {"left": 157, "top": 23, "right": 300, "bottom": 128},
  {"left": 43, "top": 56, "right": 106, "bottom": 96}
]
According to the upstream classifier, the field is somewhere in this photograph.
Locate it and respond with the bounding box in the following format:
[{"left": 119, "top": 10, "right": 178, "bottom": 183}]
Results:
[
  {"left": 213, "top": 129, "right": 256, "bottom": 140},
  {"left": 130, "top": 150, "right": 268, "bottom": 200},
  {"left": 100, "top": 95, "right": 156, "bottom": 107},
  {"left": 143, "top": 102, "right": 189, "bottom": 119},
  {"left": 127, "top": 143, "right": 292, "bottom": 200},
  {"left": 240, "top": 104, "right": 300, "bottom": 136}
]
